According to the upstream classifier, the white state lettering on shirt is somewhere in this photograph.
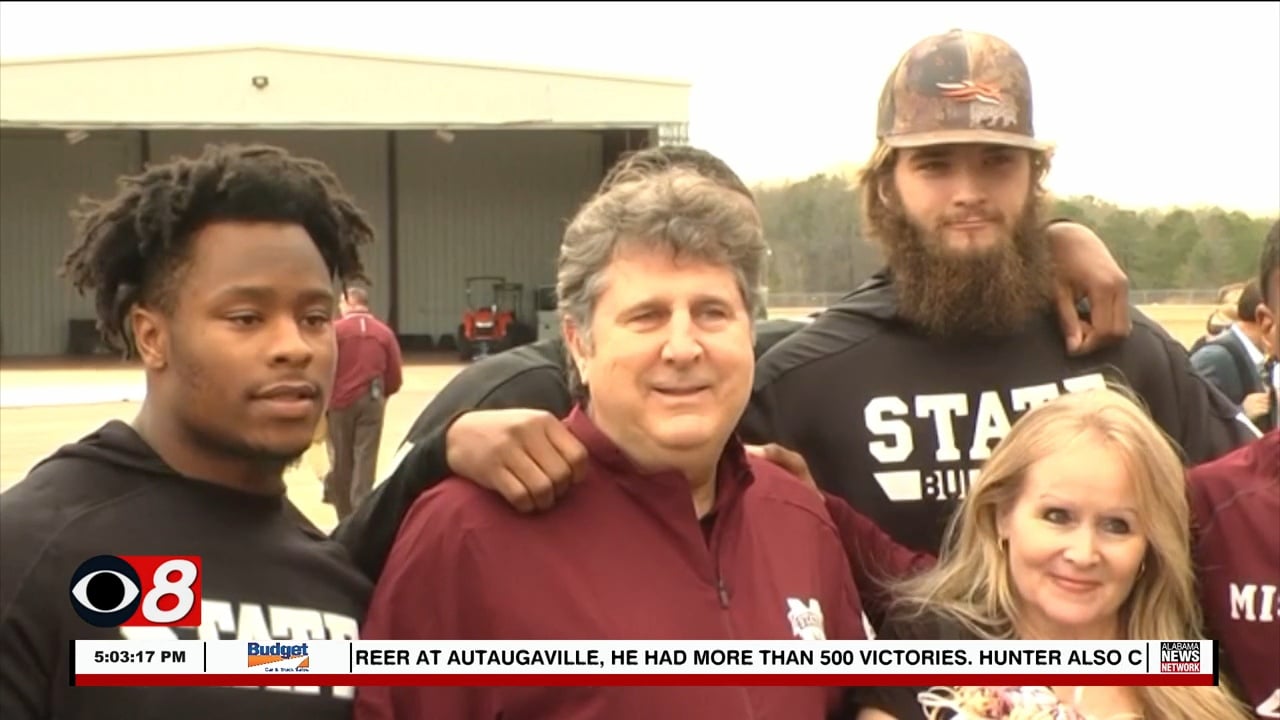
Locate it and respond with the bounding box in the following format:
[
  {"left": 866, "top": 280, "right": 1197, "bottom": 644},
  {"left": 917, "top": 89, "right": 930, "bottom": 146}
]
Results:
[
  {"left": 1010, "top": 383, "right": 1060, "bottom": 413},
  {"left": 866, "top": 373, "right": 1107, "bottom": 503},
  {"left": 120, "top": 598, "right": 360, "bottom": 699},
  {"left": 236, "top": 601, "right": 273, "bottom": 641},
  {"left": 1256, "top": 687, "right": 1280, "bottom": 718},
  {"left": 968, "top": 391, "right": 1012, "bottom": 462},
  {"left": 866, "top": 397, "right": 912, "bottom": 464},
  {"left": 322, "top": 612, "right": 359, "bottom": 700},
  {"left": 202, "top": 599, "right": 238, "bottom": 639},
  {"left": 1230, "top": 583, "right": 1279, "bottom": 622},
  {"left": 914, "top": 394, "right": 968, "bottom": 463}
]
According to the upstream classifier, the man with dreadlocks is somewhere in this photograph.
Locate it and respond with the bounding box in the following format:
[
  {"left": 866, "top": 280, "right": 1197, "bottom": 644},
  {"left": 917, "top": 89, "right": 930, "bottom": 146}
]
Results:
[{"left": 0, "top": 144, "right": 376, "bottom": 719}]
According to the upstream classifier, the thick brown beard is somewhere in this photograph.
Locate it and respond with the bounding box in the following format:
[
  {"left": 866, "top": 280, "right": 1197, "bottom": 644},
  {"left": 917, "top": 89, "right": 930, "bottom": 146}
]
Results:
[{"left": 872, "top": 191, "right": 1053, "bottom": 339}]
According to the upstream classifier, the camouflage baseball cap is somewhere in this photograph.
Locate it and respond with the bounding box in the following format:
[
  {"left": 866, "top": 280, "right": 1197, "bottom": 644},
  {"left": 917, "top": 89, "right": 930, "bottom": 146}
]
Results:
[{"left": 876, "top": 29, "right": 1050, "bottom": 151}]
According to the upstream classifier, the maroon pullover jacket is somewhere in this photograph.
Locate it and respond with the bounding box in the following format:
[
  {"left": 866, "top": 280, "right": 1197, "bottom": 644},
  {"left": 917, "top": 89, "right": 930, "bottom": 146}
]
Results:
[
  {"left": 1188, "top": 430, "right": 1279, "bottom": 719},
  {"left": 355, "top": 405, "right": 867, "bottom": 720}
]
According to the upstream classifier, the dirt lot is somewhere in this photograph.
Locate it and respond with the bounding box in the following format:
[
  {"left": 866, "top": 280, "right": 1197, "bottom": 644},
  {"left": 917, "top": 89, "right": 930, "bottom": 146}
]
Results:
[{"left": 0, "top": 304, "right": 1215, "bottom": 533}]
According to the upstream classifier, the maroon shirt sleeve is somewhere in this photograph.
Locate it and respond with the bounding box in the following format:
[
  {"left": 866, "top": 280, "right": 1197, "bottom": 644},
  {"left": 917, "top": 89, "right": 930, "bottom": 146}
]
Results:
[
  {"left": 821, "top": 491, "right": 936, "bottom": 632},
  {"left": 1187, "top": 431, "right": 1280, "bottom": 718},
  {"left": 378, "top": 322, "right": 403, "bottom": 397},
  {"left": 353, "top": 481, "right": 496, "bottom": 719}
]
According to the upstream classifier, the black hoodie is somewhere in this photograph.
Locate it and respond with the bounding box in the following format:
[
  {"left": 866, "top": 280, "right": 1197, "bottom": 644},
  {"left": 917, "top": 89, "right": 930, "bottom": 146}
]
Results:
[
  {"left": 739, "top": 269, "right": 1259, "bottom": 554},
  {"left": 0, "top": 421, "right": 369, "bottom": 720}
]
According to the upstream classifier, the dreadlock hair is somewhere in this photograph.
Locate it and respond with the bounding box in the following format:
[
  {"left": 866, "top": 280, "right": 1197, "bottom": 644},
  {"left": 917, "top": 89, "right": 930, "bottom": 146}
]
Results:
[
  {"left": 60, "top": 143, "right": 375, "bottom": 356},
  {"left": 599, "top": 145, "right": 755, "bottom": 202}
]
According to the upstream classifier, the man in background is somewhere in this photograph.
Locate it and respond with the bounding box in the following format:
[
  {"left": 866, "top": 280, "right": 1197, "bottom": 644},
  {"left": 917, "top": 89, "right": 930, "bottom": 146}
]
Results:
[
  {"left": 1189, "top": 219, "right": 1280, "bottom": 719},
  {"left": 1190, "top": 280, "right": 1273, "bottom": 430},
  {"left": 326, "top": 286, "right": 403, "bottom": 521},
  {"left": 1191, "top": 283, "right": 1246, "bottom": 353}
]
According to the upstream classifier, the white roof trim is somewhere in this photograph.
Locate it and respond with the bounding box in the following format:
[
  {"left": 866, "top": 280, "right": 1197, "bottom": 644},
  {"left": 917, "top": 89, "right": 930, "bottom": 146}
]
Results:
[{"left": 0, "top": 43, "right": 692, "bottom": 88}]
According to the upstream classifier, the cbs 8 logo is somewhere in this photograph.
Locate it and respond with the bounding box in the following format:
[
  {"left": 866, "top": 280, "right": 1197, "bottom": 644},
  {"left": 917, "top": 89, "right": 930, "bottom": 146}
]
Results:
[{"left": 69, "top": 555, "right": 203, "bottom": 628}]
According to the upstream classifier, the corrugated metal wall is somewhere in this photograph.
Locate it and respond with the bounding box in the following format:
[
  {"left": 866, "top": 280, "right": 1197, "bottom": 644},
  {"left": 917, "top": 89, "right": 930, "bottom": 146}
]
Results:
[
  {"left": 0, "top": 128, "right": 605, "bottom": 356},
  {"left": 148, "top": 130, "right": 393, "bottom": 316},
  {"left": 0, "top": 130, "right": 142, "bottom": 356},
  {"left": 395, "top": 130, "right": 602, "bottom": 338}
]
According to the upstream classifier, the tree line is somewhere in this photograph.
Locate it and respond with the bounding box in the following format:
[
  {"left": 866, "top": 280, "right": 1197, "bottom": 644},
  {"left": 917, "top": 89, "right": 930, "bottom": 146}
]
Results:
[{"left": 753, "top": 173, "right": 1276, "bottom": 294}]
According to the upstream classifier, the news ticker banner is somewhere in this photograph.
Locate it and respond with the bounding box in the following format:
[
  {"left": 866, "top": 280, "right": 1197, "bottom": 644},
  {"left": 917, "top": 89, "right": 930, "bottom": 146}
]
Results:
[{"left": 72, "top": 639, "right": 1216, "bottom": 687}]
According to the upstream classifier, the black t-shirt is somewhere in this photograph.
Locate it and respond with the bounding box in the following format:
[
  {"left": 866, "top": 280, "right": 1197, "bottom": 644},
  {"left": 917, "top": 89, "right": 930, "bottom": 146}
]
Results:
[
  {"left": 851, "top": 608, "right": 1100, "bottom": 720},
  {"left": 740, "top": 271, "right": 1257, "bottom": 554},
  {"left": 0, "top": 422, "right": 370, "bottom": 720},
  {"left": 844, "top": 604, "right": 1044, "bottom": 717},
  {"left": 850, "top": 606, "right": 981, "bottom": 719}
]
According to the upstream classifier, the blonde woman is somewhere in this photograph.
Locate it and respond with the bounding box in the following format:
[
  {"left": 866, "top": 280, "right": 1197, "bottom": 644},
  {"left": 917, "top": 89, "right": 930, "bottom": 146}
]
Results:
[{"left": 853, "top": 387, "right": 1250, "bottom": 720}]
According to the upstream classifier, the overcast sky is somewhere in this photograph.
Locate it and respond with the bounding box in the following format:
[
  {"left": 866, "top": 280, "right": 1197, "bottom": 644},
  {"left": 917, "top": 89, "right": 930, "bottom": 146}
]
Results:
[{"left": 2, "top": 1, "right": 1277, "bottom": 215}]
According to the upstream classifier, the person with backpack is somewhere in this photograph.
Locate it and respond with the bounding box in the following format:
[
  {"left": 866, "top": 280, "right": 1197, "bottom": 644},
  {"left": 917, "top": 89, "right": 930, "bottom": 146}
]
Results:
[{"left": 1190, "top": 280, "right": 1273, "bottom": 430}]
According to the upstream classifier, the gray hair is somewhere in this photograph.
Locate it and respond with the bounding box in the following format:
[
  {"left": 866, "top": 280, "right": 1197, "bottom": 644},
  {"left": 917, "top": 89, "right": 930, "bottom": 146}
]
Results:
[{"left": 557, "top": 168, "right": 768, "bottom": 398}]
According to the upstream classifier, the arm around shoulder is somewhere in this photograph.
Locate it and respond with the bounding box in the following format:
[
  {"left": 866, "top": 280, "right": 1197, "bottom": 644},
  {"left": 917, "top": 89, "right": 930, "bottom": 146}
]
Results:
[
  {"left": 331, "top": 359, "right": 572, "bottom": 581},
  {"left": 821, "top": 491, "right": 935, "bottom": 631},
  {"left": 331, "top": 414, "right": 458, "bottom": 581}
]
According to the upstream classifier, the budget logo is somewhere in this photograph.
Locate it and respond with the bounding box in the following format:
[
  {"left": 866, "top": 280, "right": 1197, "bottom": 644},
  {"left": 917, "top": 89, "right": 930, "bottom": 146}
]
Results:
[
  {"left": 69, "top": 555, "right": 202, "bottom": 628},
  {"left": 1158, "top": 641, "right": 1201, "bottom": 673},
  {"left": 247, "top": 642, "right": 311, "bottom": 672}
]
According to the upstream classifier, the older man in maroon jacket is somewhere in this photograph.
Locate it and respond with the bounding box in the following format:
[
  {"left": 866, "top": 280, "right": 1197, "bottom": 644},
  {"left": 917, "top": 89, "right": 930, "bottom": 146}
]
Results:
[
  {"left": 355, "top": 167, "right": 866, "bottom": 720},
  {"left": 1188, "top": 220, "right": 1280, "bottom": 720}
]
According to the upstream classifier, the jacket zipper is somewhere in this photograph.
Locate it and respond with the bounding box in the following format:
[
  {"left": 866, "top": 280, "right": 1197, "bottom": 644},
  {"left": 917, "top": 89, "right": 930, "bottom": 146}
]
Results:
[{"left": 709, "top": 527, "right": 757, "bottom": 720}]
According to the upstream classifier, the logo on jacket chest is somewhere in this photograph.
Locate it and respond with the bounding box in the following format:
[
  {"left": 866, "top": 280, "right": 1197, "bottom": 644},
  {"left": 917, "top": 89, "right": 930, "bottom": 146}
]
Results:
[
  {"left": 862, "top": 373, "right": 1107, "bottom": 503},
  {"left": 786, "top": 597, "right": 827, "bottom": 641}
]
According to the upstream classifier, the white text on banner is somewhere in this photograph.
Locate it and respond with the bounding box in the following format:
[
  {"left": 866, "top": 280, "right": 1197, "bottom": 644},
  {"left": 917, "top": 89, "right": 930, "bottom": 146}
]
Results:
[{"left": 72, "top": 639, "right": 1217, "bottom": 688}]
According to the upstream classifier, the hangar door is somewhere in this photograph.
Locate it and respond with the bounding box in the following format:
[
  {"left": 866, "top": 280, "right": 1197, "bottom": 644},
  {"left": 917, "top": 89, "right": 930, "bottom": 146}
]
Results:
[
  {"left": 0, "top": 130, "right": 142, "bottom": 356},
  {"left": 148, "top": 131, "right": 393, "bottom": 317}
]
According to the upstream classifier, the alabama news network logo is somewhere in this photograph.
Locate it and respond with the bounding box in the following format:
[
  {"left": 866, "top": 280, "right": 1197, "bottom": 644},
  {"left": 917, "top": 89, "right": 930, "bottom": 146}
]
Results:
[
  {"left": 1159, "top": 641, "right": 1201, "bottom": 673},
  {"left": 69, "top": 555, "right": 203, "bottom": 628}
]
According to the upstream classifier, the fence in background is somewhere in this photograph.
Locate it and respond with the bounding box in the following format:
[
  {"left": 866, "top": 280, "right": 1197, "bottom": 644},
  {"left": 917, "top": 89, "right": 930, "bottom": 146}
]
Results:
[{"left": 767, "top": 288, "right": 1222, "bottom": 311}]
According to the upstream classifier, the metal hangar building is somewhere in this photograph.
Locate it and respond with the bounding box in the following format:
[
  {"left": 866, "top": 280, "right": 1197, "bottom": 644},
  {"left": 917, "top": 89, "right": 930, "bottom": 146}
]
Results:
[{"left": 0, "top": 45, "right": 691, "bottom": 357}]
